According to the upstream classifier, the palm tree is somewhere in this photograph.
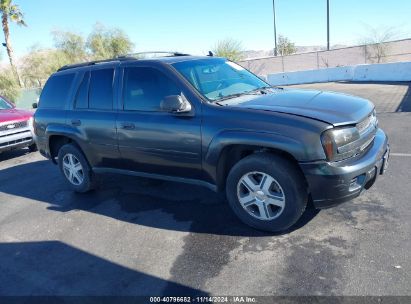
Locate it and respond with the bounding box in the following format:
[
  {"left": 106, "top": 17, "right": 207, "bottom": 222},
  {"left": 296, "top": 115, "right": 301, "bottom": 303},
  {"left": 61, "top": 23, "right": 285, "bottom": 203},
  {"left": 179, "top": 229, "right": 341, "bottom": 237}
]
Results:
[{"left": 1, "top": 0, "right": 26, "bottom": 87}]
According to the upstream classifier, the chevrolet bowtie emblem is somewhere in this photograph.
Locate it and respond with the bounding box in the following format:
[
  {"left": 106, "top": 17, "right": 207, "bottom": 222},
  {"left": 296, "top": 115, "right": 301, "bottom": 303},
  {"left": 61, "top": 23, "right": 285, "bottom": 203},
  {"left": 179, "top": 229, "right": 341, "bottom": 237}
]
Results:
[{"left": 7, "top": 124, "right": 16, "bottom": 129}]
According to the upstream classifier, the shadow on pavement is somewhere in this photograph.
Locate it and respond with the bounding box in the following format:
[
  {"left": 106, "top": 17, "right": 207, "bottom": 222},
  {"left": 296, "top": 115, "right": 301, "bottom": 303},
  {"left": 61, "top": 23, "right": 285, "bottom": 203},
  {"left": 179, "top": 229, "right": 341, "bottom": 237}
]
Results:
[
  {"left": 0, "top": 241, "right": 207, "bottom": 296},
  {"left": 0, "top": 148, "right": 33, "bottom": 162},
  {"left": 396, "top": 83, "right": 411, "bottom": 112},
  {"left": 0, "top": 160, "right": 320, "bottom": 237},
  {"left": 335, "top": 81, "right": 411, "bottom": 112}
]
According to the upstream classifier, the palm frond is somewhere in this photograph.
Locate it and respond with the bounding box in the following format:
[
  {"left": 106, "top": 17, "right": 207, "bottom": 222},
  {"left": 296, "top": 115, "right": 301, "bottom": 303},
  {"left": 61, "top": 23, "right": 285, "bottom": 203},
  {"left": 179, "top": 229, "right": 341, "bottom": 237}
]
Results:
[
  {"left": 0, "top": 0, "right": 12, "bottom": 13},
  {"left": 8, "top": 4, "right": 26, "bottom": 26}
]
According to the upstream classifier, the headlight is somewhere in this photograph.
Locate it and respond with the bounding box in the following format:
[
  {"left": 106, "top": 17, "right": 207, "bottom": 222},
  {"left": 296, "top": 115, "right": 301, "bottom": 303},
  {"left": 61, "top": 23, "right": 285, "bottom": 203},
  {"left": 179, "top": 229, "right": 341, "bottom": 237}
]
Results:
[{"left": 321, "top": 127, "right": 360, "bottom": 161}]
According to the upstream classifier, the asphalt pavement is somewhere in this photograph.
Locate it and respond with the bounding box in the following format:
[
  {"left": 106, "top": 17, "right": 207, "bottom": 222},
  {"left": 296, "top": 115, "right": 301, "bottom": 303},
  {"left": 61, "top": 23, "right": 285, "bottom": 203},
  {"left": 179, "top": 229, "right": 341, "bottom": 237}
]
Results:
[{"left": 0, "top": 82, "right": 410, "bottom": 297}]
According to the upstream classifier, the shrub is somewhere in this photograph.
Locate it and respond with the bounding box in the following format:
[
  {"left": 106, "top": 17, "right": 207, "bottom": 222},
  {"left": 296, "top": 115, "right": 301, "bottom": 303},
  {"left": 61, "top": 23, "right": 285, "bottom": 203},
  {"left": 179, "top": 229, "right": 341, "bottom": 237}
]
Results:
[{"left": 0, "top": 68, "right": 20, "bottom": 102}]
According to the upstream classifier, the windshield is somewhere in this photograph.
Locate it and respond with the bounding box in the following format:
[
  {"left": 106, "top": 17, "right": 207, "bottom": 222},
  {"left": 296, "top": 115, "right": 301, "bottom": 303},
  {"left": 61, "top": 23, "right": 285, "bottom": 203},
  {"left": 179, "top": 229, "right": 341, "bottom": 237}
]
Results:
[
  {"left": 172, "top": 58, "right": 269, "bottom": 101},
  {"left": 0, "top": 97, "right": 13, "bottom": 110}
]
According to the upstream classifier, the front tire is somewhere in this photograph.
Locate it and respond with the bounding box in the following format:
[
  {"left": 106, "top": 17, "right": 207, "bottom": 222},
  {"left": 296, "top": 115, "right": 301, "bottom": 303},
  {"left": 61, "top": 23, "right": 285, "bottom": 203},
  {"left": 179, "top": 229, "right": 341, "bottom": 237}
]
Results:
[
  {"left": 226, "top": 153, "right": 307, "bottom": 232},
  {"left": 57, "top": 143, "right": 95, "bottom": 193}
]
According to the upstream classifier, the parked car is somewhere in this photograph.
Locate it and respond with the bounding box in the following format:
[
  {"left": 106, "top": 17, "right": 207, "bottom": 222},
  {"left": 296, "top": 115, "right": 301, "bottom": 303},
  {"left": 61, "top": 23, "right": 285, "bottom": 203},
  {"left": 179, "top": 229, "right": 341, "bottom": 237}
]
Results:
[
  {"left": 0, "top": 95, "right": 36, "bottom": 154},
  {"left": 34, "top": 53, "right": 389, "bottom": 232}
]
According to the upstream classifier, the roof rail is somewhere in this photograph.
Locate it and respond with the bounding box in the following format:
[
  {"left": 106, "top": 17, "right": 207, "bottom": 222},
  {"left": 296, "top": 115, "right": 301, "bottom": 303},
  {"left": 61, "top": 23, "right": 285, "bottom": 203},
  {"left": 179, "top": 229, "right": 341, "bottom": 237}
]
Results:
[
  {"left": 57, "top": 52, "right": 191, "bottom": 72},
  {"left": 117, "top": 51, "right": 191, "bottom": 59},
  {"left": 57, "top": 57, "right": 133, "bottom": 72}
]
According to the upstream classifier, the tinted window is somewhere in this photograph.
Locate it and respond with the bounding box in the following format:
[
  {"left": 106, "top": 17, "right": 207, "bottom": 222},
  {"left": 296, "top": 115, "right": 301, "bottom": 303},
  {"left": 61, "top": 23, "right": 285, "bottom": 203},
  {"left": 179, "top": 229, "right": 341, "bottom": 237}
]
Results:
[
  {"left": 40, "top": 73, "right": 75, "bottom": 109},
  {"left": 89, "top": 69, "right": 114, "bottom": 110},
  {"left": 123, "top": 67, "right": 180, "bottom": 111},
  {"left": 75, "top": 72, "right": 90, "bottom": 109}
]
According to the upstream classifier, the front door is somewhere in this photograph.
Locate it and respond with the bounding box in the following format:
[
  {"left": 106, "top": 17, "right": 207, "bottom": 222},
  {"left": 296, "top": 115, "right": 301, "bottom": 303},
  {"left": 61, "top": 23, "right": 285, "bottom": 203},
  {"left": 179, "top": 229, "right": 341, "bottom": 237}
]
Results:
[{"left": 116, "top": 66, "right": 202, "bottom": 179}]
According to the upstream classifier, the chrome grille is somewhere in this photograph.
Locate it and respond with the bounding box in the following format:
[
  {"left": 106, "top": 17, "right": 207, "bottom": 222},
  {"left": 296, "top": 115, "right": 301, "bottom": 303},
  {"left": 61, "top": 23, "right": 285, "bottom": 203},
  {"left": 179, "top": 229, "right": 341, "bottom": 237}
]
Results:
[
  {"left": 0, "top": 120, "right": 28, "bottom": 132},
  {"left": 357, "top": 110, "right": 378, "bottom": 153},
  {"left": 360, "top": 135, "right": 375, "bottom": 152},
  {"left": 357, "top": 117, "right": 371, "bottom": 133},
  {"left": 356, "top": 111, "right": 377, "bottom": 134}
]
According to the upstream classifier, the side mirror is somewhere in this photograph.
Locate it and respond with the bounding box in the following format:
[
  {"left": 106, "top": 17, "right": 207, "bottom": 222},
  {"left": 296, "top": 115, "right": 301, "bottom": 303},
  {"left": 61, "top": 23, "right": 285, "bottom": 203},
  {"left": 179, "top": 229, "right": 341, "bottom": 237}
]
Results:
[
  {"left": 32, "top": 102, "right": 38, "bottom": 109},
  {"left": 160, "top": 95, "right": 192, "bottom": 114}
]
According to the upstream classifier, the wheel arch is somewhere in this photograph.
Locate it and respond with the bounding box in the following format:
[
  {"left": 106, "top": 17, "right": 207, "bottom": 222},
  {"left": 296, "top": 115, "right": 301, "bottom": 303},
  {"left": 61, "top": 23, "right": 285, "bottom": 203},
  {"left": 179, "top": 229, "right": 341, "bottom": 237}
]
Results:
[
  {"left": 204, "top": 130, "right": 309, "bottom": 192},
  {"left": 46, "top": 125, "right": 87, "bottom": 164}
]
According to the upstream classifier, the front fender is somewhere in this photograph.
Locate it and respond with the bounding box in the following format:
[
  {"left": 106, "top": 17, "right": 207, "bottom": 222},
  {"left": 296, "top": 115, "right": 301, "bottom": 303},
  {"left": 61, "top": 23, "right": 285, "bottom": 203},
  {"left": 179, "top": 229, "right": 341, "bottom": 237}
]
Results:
[{"left": 202, "top": 129, "right": 325, "bottom": 187}]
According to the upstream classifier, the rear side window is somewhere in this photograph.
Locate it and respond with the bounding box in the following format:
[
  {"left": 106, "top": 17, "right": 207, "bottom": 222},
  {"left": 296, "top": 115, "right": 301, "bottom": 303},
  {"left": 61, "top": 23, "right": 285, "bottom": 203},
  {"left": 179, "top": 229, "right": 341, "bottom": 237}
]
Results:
[
  {"left": 89, "top": 69, "right": 114, "bottom": 110},
  {"left": 40, "top": 74, "right": 75, "bottom": 109}
]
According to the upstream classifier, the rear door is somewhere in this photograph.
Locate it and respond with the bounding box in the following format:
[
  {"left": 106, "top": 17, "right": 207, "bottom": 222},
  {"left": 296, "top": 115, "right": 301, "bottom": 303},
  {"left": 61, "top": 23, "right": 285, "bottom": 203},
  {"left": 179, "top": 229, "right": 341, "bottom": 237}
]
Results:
[
  {"left": 68, "top": 65, "right": 121, "bottom": 168},
  {"left": 116, "top": 65, "right": 202, "bottom": 179}
]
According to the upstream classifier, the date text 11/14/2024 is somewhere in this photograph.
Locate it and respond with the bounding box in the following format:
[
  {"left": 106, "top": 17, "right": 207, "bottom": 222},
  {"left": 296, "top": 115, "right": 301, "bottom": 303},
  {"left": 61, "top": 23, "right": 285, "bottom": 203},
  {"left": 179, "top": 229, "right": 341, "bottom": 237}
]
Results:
[{"left": 149, "top": 296, "right": 257, "bottom": 303}]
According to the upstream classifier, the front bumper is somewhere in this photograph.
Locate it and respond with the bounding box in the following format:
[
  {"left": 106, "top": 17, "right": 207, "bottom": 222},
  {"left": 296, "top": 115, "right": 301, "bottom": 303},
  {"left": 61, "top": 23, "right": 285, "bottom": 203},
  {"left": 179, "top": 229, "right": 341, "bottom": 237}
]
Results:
[
  {"left": 0, "top": 130, "right": 34, "bottom": 153},
  {"left": 300, "top": 128, "right": 389, "bottom": 208}
]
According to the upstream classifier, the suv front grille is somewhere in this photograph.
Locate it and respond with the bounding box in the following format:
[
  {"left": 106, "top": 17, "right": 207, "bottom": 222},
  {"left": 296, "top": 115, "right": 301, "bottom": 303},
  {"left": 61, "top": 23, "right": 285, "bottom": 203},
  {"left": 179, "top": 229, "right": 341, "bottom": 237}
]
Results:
[
  {"left": 0, "top": 120, "right": 28, "bottom": 132},
  {"left": 356, "top": 111, "right": 377, "bottom": 135},
  {"left": 356, "top": 111, "right": 378, "bottom": 154},
  {"left": 337, "top": 110, "right": 378, "bottom": 161}
]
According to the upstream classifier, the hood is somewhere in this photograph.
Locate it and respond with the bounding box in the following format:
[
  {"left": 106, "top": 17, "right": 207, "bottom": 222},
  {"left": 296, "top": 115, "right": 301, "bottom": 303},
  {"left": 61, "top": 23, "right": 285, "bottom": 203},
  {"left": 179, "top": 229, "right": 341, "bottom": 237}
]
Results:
[
  {"left": 224, "top": 88, "right": 375, "bottom": 126},
  {"left": 0, "top": 108, "right": 33, "bottom": 124}
]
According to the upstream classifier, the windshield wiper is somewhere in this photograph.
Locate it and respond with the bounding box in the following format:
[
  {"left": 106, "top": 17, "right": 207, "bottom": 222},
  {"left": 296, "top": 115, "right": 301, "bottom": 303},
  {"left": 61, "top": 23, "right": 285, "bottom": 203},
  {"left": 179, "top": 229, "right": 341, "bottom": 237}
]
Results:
[
  {"left": 215, "top": 90, "right": 264, "bottom": 102},
  {"left": 261, "top": 85, "right": 284, "bottom": 91},
  {"left": 213, "top": 85, "right": 284, "bottom": 103}
]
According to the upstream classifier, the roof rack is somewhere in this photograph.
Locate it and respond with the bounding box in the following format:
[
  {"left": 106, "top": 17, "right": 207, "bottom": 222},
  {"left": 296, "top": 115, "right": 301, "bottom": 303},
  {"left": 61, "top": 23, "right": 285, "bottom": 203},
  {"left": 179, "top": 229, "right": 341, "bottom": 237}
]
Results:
[
  {"left": 57, "top": 58, "right": 130, "bottom": 72},
  {"left": 117, "top": 51, "right": 191, "bottom": 59},
  {"left": 57, "top": 52, "right": 191, "bottom": 72}
]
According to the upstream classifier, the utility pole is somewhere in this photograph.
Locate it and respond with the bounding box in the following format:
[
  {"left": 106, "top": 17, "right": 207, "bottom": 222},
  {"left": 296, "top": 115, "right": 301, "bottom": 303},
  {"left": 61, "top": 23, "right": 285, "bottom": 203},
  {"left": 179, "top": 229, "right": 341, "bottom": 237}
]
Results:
[
  {"left": 273, "top": 0, "right": 278, "bottom": 56},
  {"left": 327, "top": 0, "right": 330, "bottom": 51}
]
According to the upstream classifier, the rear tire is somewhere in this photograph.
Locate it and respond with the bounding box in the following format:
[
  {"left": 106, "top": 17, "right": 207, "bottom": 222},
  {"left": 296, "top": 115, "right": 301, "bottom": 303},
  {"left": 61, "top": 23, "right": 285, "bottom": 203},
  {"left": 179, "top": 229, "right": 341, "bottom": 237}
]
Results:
[
  {"left": 226, "top": 153, "right": 307, "bottom": 232},
  {"left": 57, "top": 143, "right": 95, "bottom": 193}
]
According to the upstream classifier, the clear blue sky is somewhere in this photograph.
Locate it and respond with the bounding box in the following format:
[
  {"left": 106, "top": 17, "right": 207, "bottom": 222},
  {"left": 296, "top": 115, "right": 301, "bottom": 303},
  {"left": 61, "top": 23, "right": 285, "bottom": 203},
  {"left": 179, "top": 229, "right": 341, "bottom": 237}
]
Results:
[{"left": 2, "top": 0, "right": 410, "bottom": 60}]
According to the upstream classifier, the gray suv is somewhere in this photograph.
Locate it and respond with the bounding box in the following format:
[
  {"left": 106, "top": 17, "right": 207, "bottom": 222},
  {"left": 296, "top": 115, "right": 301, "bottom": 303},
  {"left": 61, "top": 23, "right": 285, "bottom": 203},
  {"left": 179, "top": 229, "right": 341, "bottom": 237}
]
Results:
[{"left": 34, "top": 54, "right": 390, "bottom": 232}]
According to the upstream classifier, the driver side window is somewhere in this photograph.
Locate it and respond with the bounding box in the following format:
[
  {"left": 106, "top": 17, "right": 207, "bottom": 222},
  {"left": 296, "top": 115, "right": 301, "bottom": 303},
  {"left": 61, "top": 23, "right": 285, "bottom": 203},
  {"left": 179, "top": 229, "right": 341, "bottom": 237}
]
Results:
[{"left": 123, "top": 67, "right": 181, "bottom": 112}]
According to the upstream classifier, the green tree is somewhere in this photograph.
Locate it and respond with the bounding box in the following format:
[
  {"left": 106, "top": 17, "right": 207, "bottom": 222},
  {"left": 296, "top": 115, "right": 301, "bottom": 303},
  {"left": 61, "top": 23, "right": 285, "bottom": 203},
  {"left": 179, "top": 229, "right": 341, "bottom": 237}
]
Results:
[
  {"left": 277, "top": 35, "right": 297, "bottom": 56},
  {"left": 0, "top": 0, "right": 26, "bottom": 87},
  {"left": 213, "top": 38, "right": 244, "bottom": 61},
  {"left": 87, "top": 23, "right": 134, "bottom": 60},
  {"left": 0, "top": 67, "right": 19, "bottom": 101},
  {"left": 52, "top": 30, "right": 87, "bottom": 63},
  {"left": 19, "top": 24, "right": 135, "bottom": 89},
  {"left": 21, "top": 46, "right": 71, "bottom": 88}
]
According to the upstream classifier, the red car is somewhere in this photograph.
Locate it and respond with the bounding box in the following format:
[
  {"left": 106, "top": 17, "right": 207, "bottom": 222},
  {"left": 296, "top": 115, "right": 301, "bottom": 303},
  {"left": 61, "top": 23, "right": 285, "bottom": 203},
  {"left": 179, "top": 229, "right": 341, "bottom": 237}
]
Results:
[{"left": 0, "top": 95, "right": 36, "bottom": 153}]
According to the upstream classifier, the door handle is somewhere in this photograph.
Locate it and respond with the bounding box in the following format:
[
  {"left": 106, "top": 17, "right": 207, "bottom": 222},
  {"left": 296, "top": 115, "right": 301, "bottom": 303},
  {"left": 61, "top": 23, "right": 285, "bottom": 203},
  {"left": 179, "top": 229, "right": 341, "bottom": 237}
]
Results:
[
  {"left": 120, "top": 122, "right": 135, "bottom": 130},
  {"left": 71, "top": 119, "right": 81, "bottom": 126}
]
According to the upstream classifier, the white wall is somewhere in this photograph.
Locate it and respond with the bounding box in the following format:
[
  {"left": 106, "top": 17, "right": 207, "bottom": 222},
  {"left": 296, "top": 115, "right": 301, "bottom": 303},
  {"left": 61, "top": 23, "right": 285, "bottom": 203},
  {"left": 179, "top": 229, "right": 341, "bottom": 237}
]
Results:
[{"left": 267, "top": 62, "right": 411, "bottom": 86}]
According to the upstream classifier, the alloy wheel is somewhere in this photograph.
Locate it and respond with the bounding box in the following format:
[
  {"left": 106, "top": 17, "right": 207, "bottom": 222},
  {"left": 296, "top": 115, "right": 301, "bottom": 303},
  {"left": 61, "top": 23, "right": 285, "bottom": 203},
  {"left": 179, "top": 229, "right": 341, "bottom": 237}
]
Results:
[
  {"left": 62, "top": 153, "right": 84, "bottom": 186},
  {"left": 237, "top": 171, "right": 285, "bottom": 221}
]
